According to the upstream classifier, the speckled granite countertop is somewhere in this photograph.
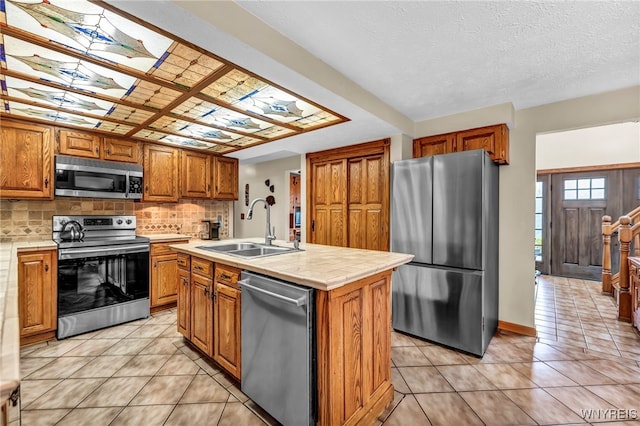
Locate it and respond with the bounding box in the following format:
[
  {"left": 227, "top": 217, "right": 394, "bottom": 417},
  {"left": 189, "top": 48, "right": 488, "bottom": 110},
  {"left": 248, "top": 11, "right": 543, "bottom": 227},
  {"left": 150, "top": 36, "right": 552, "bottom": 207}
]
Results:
[
  {"left": 170, "top": 239, "right": 414, "bottom": 291},
  {"left": 0, "top": 240, "right": 57, "bottom": 404}
]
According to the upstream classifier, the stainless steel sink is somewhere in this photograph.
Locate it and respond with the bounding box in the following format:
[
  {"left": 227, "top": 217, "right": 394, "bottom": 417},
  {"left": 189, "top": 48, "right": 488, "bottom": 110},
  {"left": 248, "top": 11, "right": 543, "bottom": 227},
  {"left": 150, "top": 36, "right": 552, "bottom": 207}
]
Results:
[{"left": 196, "top": 242, "right": 301, "bottom": 258}]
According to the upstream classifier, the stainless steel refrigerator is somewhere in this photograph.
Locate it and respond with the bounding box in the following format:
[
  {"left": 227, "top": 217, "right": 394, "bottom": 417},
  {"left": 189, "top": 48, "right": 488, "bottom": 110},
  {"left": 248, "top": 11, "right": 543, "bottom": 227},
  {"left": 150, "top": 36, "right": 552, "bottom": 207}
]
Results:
[{"left": 391, "top": 149, "right": 499, "bottom": 356}]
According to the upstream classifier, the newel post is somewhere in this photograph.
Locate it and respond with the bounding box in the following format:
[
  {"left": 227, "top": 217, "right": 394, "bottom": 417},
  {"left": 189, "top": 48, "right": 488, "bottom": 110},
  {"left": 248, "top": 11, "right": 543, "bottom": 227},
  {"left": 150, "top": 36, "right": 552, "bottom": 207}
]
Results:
[
  {"left": 602, "top": 215, "right": 612, "bottom": 294},
  {"left": 617, "top": 216, "right": 632, "bottom": 322}
]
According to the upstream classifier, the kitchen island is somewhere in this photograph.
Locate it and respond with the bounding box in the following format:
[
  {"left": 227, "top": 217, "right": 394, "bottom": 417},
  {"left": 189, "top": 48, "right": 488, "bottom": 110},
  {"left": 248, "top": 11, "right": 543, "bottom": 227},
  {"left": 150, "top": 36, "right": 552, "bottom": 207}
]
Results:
[{"left": 170, "top": 239, "right": 413, "bottom": 426}]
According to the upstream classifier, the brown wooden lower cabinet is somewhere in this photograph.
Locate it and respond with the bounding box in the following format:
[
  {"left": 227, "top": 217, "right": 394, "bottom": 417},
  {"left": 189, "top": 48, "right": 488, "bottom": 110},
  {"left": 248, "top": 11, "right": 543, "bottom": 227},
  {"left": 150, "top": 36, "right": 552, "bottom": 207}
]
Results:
[
  {"left": 18, "top": 249, "right": 57, "bottom": 345},
  {"left": 213, "top": 264, "right": 242, "bottom": 380},
  {"left": 149, "top": 242, "right": 187, "bottom": 312},
  {"left": 190, "top": 258, "right": 214, "bottom": 357}
]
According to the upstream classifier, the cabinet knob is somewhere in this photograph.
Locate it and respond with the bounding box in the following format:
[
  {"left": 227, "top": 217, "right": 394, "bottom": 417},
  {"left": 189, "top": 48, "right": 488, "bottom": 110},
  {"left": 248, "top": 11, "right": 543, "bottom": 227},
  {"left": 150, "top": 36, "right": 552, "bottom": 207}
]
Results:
[
  {"left": 182, "top": 277, "right": 188, "bottom": 285},
  {"left": 95, "top": 147, "right": 99, "bottom": 154},
  {"left": 44, "top": 264, "right": 49, "bottom": 272},
  {"left": 44, "top": 177, "right": 49, "bottom": 188},
  {"left": 204, "top": 287, "right": 210, "bottom": 297},
  {"left": 145, "top": 185, "right": 149, "bottom": 192},
  {"left": 106, "top": 148, "right": 111, "bottom": 155},
  {"left": 220, "top": 273, "right": 231, "bottom": 280},
  {"left": 195, "top": 265, "right": 203, "bottom": 271},
  {"left": 153, "top": 261, "right": 157, "bottom": 268}
]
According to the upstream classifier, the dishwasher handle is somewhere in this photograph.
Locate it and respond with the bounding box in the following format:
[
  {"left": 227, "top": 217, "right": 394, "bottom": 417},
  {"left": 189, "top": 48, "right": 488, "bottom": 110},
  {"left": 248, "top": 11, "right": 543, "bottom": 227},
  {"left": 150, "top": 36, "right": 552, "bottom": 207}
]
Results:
[{"left": 239, "top": 279, "right": 307, "bottom": 307}]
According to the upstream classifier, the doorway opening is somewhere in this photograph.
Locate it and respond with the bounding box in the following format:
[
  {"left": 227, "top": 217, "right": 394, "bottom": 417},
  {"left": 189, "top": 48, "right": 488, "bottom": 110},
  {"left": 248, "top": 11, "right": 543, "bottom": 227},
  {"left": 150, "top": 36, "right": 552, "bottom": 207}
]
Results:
[
  {"left": 535, "top": 121, "right": 640, "bottom": 280},
  {"left": 287, "top": 171, "right": 301, "bottom": 242}
]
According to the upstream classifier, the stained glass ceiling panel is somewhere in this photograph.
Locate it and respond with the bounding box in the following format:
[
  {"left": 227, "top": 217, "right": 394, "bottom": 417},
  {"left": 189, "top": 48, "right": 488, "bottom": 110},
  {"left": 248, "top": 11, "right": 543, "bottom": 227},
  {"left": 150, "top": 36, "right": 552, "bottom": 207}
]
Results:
[{"left": 0, "top": 0, "right": 348, "bottom": 154}]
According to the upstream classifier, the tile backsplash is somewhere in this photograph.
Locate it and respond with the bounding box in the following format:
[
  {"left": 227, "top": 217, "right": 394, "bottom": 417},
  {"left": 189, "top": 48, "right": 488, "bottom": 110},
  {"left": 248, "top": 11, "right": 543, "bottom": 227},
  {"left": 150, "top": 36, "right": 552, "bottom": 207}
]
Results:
[{"left": 0, "top": 198, "right": 231, "bottom": 242}]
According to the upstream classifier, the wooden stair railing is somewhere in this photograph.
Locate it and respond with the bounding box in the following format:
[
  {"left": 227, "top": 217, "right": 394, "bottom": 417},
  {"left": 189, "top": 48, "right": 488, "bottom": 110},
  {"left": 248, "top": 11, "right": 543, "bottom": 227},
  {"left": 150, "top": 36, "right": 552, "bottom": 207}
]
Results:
[{"left": 602, "top": 206, "right": 640, "bottom": 294}]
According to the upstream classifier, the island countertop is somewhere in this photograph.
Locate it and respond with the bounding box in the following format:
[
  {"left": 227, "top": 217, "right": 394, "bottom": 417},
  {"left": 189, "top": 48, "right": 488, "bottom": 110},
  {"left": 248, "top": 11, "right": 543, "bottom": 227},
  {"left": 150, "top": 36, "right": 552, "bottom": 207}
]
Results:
[{"left": 170, "top": 239, "right": 413, "bottom": 291}]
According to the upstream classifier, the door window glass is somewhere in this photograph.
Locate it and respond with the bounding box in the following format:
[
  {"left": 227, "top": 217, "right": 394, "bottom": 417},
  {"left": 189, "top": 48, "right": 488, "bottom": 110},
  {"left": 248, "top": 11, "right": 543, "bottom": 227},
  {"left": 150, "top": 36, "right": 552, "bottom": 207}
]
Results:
[
  {"left": 535, "top": 181, "right": 543, "bottom": 262},
  {"left": 563, "top": 177, "right": 606, "bottom": 200}
]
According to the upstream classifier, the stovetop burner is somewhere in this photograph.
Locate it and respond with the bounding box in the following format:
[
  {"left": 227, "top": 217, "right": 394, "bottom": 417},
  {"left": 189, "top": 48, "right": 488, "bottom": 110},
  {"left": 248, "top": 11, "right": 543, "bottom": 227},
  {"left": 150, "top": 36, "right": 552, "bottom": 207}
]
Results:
[{"left": 53, "top": 215, "right": 148, "bottom": 250}]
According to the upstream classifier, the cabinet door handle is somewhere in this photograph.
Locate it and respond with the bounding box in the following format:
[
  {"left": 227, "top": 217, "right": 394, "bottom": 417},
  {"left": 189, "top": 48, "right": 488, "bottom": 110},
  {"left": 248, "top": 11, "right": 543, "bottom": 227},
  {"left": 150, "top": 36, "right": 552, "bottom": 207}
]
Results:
[
  {"left": 220, "top": 273, "right": 231, "bottom": 280},
  {"left": 181, "top": 277, "right": 188, "bottom": 285},
  {"left": 106, "top": 148, "right": 111, "bottom": 155},
  {"left": 44, "top": 177, "right": 49, "bottom": 188},
  {"left": 154, "top": 261, "right": 157, "bottom": 268},
  {"left": 204, "top": 287, "right": 210, "bottom": 297},
  {"left": 311, "top": 219, "right": 315, "bottom": 232},
  {"left": 195, "top": 265, "right": 203, "bottom": 271},
  {"left": 95, "top": 147, "right": 99, "bottom": 154},
  {"left": 44, "top": 264, "right": 49, "bottom": 272},
  {"left": 208, "top": 183, "right": 211, "bottom": 191},
  {"left": 145, "top": 185, "right": 149, "bottom": 193}
]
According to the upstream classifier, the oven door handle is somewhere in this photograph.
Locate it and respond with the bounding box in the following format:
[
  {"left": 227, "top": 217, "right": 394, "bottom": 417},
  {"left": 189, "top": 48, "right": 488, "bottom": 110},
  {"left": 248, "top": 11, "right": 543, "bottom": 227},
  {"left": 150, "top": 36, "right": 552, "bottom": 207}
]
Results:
[{"left": 59, "top": 244, "right": 150, "bottom": 260}]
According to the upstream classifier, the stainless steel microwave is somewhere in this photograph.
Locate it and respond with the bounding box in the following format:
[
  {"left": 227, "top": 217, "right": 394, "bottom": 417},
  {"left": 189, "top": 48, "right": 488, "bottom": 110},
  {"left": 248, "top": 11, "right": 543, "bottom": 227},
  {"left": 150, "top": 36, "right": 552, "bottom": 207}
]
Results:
[{"left": 55, "top": 155, "right": 143, "bottom": 199}]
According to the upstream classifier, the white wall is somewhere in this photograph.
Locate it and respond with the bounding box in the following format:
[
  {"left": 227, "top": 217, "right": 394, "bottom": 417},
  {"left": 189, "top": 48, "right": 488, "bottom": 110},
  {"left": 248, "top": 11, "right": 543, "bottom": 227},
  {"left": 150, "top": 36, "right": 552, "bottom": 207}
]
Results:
[
  {"left": 413, "top": 86, "right": 640, "bottom": 329},
  {"left": 234, "top": 155, "right": 303, "bottom": 241},
  {"left": 536, "top": 121, "right": 640, "bottom": 170}
]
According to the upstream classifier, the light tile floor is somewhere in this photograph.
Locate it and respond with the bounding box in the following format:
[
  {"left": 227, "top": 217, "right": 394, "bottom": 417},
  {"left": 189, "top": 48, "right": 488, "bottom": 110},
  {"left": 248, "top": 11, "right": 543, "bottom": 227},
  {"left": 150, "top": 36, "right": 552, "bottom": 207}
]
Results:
[{"left": 13, "top": 275, "right": 640, "bottom": 425}]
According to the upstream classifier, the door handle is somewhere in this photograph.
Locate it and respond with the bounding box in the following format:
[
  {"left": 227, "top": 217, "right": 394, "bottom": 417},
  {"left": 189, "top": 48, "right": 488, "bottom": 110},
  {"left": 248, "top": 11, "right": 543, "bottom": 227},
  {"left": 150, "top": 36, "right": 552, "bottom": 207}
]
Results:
[{"left": 239, "top": 279, "right": 307, "bottom": 306}]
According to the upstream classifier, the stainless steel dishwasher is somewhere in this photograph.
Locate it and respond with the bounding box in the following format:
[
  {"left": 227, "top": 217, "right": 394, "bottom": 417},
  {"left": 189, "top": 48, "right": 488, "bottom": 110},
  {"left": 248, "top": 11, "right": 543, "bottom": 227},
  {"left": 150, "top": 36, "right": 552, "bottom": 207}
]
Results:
[{"left": 239, "top": 271, "right": 316, "bottom": 426}]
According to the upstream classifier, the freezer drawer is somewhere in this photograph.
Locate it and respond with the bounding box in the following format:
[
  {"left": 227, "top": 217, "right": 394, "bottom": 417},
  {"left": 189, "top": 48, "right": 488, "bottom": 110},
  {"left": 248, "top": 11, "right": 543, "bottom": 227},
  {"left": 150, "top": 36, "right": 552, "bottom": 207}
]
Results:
[
  {"left": 239, "top": 271, "right": 315, "bottom": 426},
  {"left": 392, "top": 263, "right": 486, "bottom": 356}
]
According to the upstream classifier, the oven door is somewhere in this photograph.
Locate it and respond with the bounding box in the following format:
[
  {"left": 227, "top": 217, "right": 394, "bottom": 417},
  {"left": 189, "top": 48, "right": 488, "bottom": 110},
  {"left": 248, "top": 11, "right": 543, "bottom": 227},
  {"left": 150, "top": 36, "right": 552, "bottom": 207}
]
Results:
[{"left": 57, "top": 244, "right": 150, "bottom": 338}]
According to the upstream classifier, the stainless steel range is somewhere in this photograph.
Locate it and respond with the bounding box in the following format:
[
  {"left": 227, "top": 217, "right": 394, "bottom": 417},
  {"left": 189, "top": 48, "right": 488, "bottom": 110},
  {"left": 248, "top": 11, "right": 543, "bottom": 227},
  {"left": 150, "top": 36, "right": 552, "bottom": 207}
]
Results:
[{"left": 53, "top": 215, "right": 150, "bottom": 339}]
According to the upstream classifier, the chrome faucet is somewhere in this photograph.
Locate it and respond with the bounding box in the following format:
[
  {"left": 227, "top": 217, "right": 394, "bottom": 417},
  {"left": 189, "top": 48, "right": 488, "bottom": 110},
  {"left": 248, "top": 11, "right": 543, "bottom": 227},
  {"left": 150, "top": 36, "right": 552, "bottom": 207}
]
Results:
[{"left": 247, "top": 198, "right": 276, "bottom": 245}]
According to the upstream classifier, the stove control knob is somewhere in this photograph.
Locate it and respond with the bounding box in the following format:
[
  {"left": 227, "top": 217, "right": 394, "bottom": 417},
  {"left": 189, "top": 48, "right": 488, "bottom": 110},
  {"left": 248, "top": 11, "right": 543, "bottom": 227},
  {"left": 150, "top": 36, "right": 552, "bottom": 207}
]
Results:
[
  {"left": 116, "top": 219, "right": 123, "bottom": 225},
  {"left": 126, "top": 219, "right": 132, "bottom": 225}
]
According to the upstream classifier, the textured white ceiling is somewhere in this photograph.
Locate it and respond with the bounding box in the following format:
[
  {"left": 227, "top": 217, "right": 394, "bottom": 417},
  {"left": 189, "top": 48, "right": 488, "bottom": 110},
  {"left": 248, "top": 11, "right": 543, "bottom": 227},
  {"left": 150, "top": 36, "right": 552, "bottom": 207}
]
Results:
[
  {"left": 237, "top": 1, "right": 640, "bottom": 122},
  {"left": 108, "top": 0, "right": 639, "bottom": 162}
]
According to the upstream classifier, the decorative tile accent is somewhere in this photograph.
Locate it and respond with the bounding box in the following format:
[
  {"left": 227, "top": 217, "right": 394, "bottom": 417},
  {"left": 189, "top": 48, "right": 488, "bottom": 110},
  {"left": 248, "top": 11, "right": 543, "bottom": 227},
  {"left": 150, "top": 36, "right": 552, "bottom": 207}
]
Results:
[{"left": 0, "top": 197, "right": 232, "bottom": 241}]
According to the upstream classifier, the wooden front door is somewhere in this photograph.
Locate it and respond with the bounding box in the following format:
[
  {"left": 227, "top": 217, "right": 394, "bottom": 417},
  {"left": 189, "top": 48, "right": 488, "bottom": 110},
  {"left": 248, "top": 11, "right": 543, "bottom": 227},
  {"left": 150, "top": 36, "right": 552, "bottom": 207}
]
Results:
[{"left": 551, "top": 171, "right": 622, "bottom": 279}]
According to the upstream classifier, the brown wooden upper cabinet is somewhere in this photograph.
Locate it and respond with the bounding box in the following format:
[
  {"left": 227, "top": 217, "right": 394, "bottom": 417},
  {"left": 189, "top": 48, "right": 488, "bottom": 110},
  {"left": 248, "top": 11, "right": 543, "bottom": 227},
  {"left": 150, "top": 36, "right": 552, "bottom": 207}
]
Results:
[
  {"left": 58, "top": 129, "right": 140, "bottom": 163},
  {"left": 213, "top": 156, "right": 239, "bottom": 200},
  {"left": 0, "top": 120, "right": 54, "bottom": 199},
  {"left": 413, "top": 123, "right": 509, "bottom": 164},
  {"left": 143, "top": 144, "right": 179, "bottom": 202},
  {"left": 181, "top": 150, "right": 212, "bottom": 199}
]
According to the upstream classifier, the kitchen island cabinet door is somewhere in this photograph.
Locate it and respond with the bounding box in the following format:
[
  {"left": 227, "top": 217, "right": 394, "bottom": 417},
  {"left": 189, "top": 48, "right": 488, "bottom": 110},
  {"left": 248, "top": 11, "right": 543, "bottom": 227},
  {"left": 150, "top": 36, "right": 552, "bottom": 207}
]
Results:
[
  {"left": 213, "top": 280, "right": 241, "bottom": 380},
  {"left": 177, "top": 267, "right": 191, "bottom": 338},
  {"left": 181, "top": 150, "right": 211, "bottom": 199},
  {"left": 212, "top": 156, "right": 238, "bottom": 200},
  {"left": 316, "top": 270, "right": 393, "bottom": 426},
  {"left": 18, "top": 250, "right": 57, "bottom": 345},
  {"left": 0, "top": 120, "right": 53, "bottom": 200},
  {"left": 191, "top": 274, "right": 213, "bottom": 357},
  {"left": 58, "top": 130, "right": 101, "bottom": 159},
  {"left": 143, "top": 144, "right": 179, "bottom": 202}
]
